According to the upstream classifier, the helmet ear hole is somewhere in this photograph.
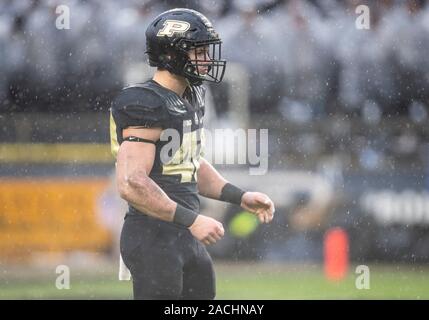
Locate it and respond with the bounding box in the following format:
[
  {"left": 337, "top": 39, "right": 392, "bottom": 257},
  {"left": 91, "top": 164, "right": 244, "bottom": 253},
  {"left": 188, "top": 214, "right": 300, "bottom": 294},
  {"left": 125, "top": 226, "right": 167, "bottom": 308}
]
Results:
[{"left": 160, "top": 54, "right": 171, "bottom": 62}]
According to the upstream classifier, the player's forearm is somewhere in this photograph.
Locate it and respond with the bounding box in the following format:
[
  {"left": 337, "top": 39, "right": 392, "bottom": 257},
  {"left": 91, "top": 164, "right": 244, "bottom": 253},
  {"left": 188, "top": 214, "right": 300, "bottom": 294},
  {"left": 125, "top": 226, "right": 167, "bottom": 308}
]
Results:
[
  {"left": 197, "top": 158, "right": 247, "bottom": 206},
  {"left": 197, "top": 158, "right": 228, "bottom": 199},
  {"left": 117, "top": 170, "right": 177, "bottom": 222}
]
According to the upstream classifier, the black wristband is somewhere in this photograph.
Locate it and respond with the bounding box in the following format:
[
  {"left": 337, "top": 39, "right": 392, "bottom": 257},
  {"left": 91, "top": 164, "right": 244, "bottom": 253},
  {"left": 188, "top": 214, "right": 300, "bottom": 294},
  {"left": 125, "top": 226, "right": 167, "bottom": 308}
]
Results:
[
  {"left": 219, "top": 183, "right": 246, "bottom": 205},
  {"left": 173, "top": 204, "right": 198, "bottom": 227}
]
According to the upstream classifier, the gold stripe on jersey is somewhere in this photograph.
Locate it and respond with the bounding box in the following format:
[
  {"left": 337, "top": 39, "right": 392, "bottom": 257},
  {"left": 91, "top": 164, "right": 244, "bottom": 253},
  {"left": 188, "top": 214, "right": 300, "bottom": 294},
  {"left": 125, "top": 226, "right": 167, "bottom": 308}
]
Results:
[{"left": 162, "top": 127, "right": 203, "bottom": 183}]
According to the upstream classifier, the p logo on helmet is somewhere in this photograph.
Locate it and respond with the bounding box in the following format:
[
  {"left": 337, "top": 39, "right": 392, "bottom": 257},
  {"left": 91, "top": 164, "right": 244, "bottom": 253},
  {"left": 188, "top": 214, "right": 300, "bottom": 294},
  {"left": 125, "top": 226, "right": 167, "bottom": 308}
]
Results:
[{"left": 157, "top": 20, "right": 190, "bottom": 37}]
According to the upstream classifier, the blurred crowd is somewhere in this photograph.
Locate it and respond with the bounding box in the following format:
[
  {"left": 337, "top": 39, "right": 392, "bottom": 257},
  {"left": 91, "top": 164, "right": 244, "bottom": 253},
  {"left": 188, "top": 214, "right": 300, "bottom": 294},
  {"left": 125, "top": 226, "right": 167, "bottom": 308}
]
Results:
[{"left": 0, "top": 0, "right": 429, "bottom": 122}]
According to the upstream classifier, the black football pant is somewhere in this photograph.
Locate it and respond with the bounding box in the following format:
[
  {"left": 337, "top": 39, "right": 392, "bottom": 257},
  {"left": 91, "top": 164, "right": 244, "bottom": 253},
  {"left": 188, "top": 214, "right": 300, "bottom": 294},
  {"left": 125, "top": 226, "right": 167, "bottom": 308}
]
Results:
[{"left": 120, "top": 214, "right": 216, "bottom": 300}]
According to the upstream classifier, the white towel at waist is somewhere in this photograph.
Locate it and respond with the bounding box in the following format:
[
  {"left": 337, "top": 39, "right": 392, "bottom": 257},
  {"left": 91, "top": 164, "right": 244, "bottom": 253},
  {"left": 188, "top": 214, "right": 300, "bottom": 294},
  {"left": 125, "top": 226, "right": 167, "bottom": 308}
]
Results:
[{"left": 119, "top": 254, "right": 131, "bottom": 281}]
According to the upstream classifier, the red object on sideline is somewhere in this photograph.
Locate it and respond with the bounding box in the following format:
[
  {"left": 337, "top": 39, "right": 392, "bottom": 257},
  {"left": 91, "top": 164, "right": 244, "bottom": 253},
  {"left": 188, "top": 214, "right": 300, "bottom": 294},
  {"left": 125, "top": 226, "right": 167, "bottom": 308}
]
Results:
[{"left": 324, "top": 227, "right": 349, "bottom": 281}]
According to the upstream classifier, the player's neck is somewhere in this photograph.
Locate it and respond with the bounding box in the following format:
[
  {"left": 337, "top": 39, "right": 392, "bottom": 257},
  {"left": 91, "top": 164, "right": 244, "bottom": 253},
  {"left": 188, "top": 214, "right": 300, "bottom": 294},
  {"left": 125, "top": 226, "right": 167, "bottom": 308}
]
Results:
[{"left": 153, "top": 70, "right": 188, "bottom": 97}]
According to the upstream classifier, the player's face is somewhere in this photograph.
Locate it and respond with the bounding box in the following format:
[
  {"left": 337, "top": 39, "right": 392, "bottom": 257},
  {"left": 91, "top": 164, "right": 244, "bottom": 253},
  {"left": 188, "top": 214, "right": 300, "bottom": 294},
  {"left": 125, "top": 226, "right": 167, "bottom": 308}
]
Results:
[{"left": 188, "top": 46, "right": 211, "bottom": 75}]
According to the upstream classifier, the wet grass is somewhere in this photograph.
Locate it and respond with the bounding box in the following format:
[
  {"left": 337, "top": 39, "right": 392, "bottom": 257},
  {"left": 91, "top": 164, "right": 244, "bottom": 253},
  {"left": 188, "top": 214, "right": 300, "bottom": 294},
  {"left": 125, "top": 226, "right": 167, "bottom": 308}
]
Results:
[{"left": 1, "top": 262, "right": 428, "bottom": 299}]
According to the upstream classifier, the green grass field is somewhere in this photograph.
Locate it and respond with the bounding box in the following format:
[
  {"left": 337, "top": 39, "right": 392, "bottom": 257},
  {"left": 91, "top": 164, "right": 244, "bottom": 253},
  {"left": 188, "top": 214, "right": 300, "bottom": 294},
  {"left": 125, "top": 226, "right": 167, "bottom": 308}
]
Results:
[{"left": 1, "top": 261, "right": 429, "bottom": 299}]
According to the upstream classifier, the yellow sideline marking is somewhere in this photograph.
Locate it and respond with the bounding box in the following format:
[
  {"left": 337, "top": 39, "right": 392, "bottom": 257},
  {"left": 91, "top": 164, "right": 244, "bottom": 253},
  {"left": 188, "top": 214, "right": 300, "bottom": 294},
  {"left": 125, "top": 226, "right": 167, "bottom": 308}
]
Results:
[{"left": 0, "top": 144, "right": 114, "bottom": 163}]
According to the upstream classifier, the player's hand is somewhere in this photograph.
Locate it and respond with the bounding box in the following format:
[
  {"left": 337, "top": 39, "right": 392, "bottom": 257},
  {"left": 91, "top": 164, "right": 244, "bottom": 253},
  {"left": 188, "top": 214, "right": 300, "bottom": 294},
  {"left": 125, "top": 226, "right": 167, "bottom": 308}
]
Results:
[
  {"left": 240, "top": 192, "right": 275, "bottom": 224},
  {"left": 189, "top": 215, "right": 225, "bottom": 245}
]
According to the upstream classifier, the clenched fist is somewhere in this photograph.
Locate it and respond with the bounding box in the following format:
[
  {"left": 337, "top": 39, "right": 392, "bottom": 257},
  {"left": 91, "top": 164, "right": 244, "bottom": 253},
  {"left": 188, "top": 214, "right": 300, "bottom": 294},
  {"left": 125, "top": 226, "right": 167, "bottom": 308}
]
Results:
[{"left": 189, "top": 215, "right": 225, "bottom": 245}]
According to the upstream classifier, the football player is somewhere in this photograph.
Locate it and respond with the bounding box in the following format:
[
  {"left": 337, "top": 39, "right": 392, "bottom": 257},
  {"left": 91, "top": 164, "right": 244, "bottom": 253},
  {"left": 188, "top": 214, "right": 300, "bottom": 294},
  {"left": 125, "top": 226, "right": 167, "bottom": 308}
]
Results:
[{"left": 110, "top": 8, "right": 275, "bottom": 300}]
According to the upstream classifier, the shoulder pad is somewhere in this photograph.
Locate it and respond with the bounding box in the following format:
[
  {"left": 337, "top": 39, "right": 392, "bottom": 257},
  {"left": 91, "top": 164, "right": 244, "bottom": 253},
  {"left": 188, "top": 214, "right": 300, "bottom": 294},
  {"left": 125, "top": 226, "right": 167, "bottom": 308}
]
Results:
[
  {"left": 111, "top": 85, "right": 170, "bottom": 128},
  {"left": 130, "top": 82, "right": 189, "bottom": 117}
]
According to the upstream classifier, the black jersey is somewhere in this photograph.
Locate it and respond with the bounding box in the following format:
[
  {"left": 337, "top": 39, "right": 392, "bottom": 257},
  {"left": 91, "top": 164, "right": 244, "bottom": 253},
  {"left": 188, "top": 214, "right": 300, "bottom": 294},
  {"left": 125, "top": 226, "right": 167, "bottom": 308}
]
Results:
[{"left": 110, "top": 80, "right": 206, "bottom": 215}]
